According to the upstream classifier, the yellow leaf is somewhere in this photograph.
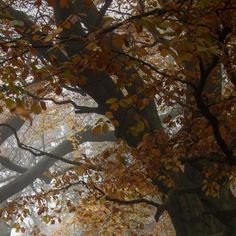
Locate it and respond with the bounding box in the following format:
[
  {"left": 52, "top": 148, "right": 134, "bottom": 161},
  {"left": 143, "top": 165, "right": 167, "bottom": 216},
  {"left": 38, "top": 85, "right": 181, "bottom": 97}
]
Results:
[
  {"left": 31, "top": 103, "right": 42, "bottom": 114},
  {"left": 76, "top": 166, "right": 86, "bottom": 175},
  {"left": 106, "top": 98, "right": 118, "bottom": 104},
  {"left": 105, "top": 111, "right": 113, "bottom": 119},
  {"left": 129, "top": 121, "right": 145, "bottom": 136},
  {"left": 86, "top": 42, "right": 97, "bottom": 51},
  {"left": 15, "top": 106, "right": 28, "bottom": 116},
  {"left": 44, "top": 27, "right": 63, "bottom": 42}
]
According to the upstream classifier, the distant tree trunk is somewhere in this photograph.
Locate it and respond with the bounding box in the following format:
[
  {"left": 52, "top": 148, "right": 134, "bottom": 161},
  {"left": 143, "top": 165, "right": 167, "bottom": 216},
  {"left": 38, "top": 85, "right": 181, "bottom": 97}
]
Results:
[{"left": 0, "top": 221, "right": 11, "bottom": 236}]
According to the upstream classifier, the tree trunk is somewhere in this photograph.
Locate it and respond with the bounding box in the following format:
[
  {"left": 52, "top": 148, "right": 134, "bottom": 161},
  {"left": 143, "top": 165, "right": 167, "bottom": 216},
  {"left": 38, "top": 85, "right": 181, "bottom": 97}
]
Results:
[
  {"left": 167, "top": 194, "right": 223, "bottom": 236},
  {"left": 0, "top": 221, "right": 11, "bottom": 236},
  {"left": 1, "top": 2, "right": 235, "bottom": 236},
  {"left": 166, "top": 165, "right": 236, "bottom": 236}
]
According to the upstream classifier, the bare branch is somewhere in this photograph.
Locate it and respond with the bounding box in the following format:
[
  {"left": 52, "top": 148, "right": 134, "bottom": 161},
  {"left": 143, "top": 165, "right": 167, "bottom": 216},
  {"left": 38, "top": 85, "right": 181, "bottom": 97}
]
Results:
[
  {"left": 0, "top": 123, "right": 104, "bottom": 168},
  {"left": 0, "top": 125, "right": 115, "bottom": 203},
  {"left": 194, "top": 27, "right": 235, "bottom": 165},
  {"left": 74, "top": 106, "right": 102, "bottom": 114},
  {"left": 0, "top": 115, "right": 25, "bottom": 146},
  {"left": 105, "top": 195, "right": 161, "bottom": 208},
  {"left": 93, "top": 184, "right": 164, "bottom": 221},
  {"left": 96, "top": 0, "right": 113, "bottom": 26},
  {"left": 112, "top": 49, "right": 168, "bottom": 77},
  {"left": 25, "top": 90, "right": 102, "bottom": 113}
]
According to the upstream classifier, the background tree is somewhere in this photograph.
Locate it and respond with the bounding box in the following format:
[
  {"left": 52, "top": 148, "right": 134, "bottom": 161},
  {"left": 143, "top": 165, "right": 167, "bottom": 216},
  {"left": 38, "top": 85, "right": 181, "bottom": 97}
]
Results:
[{"left": 0, "top": 0, "right": 236, "bottom": 235}]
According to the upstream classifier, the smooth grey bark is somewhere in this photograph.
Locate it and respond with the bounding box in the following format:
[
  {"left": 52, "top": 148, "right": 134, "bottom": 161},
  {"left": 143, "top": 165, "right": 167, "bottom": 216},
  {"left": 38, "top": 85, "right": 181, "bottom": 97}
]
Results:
[
  {"left": 0, "top": 115, "right": 51, "bottom": 183},
  {"left": 0, "top": 129, "right": 114, "bottom": 203},
  {"left": 0, "top": 155, "right": 51, "bottom": 183},
  {"left": 0, "top": 115, "right": 25, "bottom": 236},
  {"left": 0, "top": 139, "right": 73, "bottom": 203},
  {"left": 52, "top": 0, "right": 163, "bottom": 143},
  {"left": 0, "top": 115, "right": 25, "bottom": 145},
  {"left": 0, "top": 221, "right": 11, "bottom": 236},
  {"left": 0, "top": 155, "right": 29, "bottom": 173}
]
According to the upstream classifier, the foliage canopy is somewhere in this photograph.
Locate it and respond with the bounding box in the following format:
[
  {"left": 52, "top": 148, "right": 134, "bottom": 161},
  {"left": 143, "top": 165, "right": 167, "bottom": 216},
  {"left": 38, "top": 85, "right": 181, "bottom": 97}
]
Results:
[{"left": 0, "top": 0, "right": 236, "bottom": 235}]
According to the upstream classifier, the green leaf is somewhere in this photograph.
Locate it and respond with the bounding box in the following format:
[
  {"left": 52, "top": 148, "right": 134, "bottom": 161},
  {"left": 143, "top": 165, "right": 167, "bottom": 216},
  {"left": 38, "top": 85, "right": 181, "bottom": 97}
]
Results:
[
  {"left": 129, "top": 121, "right": 145, "bottom": 136},
  {"left": 44, "top": 27, "right": 63, "bottom": 42},
  {"left": 106, "top": 98, "right": 118, "bottom": 104},
  {"left": 5, "top": 98, "right": 15, "bottom": 109},
  {"left": 31, "top": 103, "right": 42, "bottom": 114},
  {"left": 42, "top": 215, "right": 52, "bottom": 224},
  {"left": 11, "top": 20, "right": 24, "bottom": 27}
]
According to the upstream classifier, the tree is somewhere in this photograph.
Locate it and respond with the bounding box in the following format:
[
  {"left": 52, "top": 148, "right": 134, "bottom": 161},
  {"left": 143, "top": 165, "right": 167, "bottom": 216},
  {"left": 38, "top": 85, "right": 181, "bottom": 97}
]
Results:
[{"left": 0, "top": 0, "right": 236, "bottom": 235}]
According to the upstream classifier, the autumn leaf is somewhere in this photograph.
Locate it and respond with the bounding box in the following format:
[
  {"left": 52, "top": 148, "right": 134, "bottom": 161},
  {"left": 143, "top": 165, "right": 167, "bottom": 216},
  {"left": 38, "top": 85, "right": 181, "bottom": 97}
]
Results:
[
  {"left": 44, "top": 27, "right": 63, "bottom": 42},
  {"left": 40, "top": 101, "right": 47, "bottom": 110},
  {"left": 60, "top": 0, "right": 70, "bottom": 8},
  {"left": 30, "top": 103, "right": 42, "bottom": 114},
  {"left": 106, "top": 98, "right": 118, "bottom": 104},
  {"left": 48, "top": 0, "right": 56, "bottom": 6}
]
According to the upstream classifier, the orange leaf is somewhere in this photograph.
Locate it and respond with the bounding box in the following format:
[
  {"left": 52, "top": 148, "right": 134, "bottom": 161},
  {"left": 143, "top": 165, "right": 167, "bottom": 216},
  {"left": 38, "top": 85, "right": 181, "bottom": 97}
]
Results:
[
  {"left": 48, "top": 0, "right": 56, "bottom": 6},
  {"left": 60, "top": 0, "right": 69, "bottom": 8}
]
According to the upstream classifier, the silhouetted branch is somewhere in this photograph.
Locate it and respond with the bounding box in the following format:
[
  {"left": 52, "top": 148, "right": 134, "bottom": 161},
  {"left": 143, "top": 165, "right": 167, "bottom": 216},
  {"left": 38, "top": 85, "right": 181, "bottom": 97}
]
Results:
[
  {"left": 97, "top": 0, "right": 113, "bottom": 25},
  {"left": 195, "top": 27, "right": 235, "bottom": 165},
  {"left": 25, "top": 90, "right": 102, "bottom": 113},
  {"left": 0, "top": 123, "right": 102, "bottom": 169}
]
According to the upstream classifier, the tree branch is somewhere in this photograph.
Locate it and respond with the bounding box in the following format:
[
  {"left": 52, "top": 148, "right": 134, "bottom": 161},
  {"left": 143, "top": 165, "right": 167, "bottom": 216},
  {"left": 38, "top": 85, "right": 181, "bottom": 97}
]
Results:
[
  {"left": 93, "top": 184, "right": 164, "bottom": 222},
  {"left": 24, "top": 90, "right": 103, "bottom": 114},
  {"left": 62, "top": 84, "right": 87, "bottom": 96},
  {"left": 0, "top": 115, "right": 25, "bottom": 145},
  {"left": 0, "top": 123, "right": 108, "bottom": 168},
  {"left": 96, "top": 0, "right": 113, "bottom": 26},
  {"left": 74, "top": 106, "right": 102, "bottom": 114},
  {"left": 0, "top": 155, "right": 51, "bottom": 183},
  {"left": 112, "top": 49, "right": 168, "bottom": 77},
  {"left": 195, "top": 26, "right": 235, "bottom": 165},
  {"left": 0, "top": 125, "right": 115, "bottom": 203}
]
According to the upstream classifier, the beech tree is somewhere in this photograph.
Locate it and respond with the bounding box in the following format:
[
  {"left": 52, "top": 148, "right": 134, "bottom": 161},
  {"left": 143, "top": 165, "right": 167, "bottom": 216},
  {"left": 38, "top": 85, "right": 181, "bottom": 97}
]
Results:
[{"left": 0, "top": 0, "right": 236, "bottom": 235}]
